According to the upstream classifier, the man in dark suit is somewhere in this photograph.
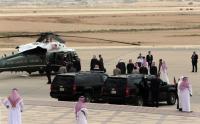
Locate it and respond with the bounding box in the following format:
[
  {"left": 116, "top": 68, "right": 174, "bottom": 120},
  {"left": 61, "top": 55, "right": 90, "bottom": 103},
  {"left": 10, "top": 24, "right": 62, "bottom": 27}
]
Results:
[
  {"left": 150, "top": 75, "right": 160, "bottom": 107},
  {"left": 146, "top": 51, "right": 153, "bottom": 67},
  {"left": 90, "top": 55, "right": 99, "bottom": 71},
  {"left": 139, "top": 64, "right": 148, "bottom": 75},
  {"left": 117, "top": 60, "right": 126, "bottom": 74},
  {"left": 127, "top": 59, "right": 134, "bottom": 74},
  {"left": 98, "top": 54, "right": 106, "bottom": 72},
  {"left": 46, "top": 62, "right": 52, "bottom": 84},
  {"left": 150, "top": 62, "right": 158, "bottom": 76},
  {"left": 73, "top": 56, "right": 81, "bottom": 72},
  {"left": 158, "top": 59, "right": 162, "bottom": 75},
  {"left": 191, "top": 51, "right": 198, "bottom": 72}
]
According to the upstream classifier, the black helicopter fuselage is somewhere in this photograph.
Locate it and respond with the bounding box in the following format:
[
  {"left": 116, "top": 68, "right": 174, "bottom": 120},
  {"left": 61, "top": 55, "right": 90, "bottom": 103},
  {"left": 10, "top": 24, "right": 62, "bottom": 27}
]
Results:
[{"left": 0, "top": 47, "right": 79, "bottom": 74}]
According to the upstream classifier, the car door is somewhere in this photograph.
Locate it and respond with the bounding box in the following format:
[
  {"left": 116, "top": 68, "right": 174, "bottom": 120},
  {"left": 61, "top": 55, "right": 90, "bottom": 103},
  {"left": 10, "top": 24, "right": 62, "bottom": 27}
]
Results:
[
  {"left": 105, "top": 78, "right": 126, "bottom": 97},
  {"left": 128, "top": 77, "right": 142, "bottom": 97},
  {"left": 159, "top": 79, "right": 168, "bottom": 101}
]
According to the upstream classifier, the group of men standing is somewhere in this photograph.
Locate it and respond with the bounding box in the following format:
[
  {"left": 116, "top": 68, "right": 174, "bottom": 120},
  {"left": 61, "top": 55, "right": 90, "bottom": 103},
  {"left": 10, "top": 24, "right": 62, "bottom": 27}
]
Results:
[
  {"left": 46, "top": 55, "right": 81, "bottom": 84},
  {"left": 113, "top": 51, "right": 155, "bottom": 75},
  {"left": 112, "top": 51, "right": 172, "bottom": 107},
  {"left": 90, "top": 54, "right": 106, "bottom": 72},
  {"left": 113, "top": 51, "right": 170, "bottom": 84},
  {"left": 113, "top": 51, "right": 157, "bottom": 75}
]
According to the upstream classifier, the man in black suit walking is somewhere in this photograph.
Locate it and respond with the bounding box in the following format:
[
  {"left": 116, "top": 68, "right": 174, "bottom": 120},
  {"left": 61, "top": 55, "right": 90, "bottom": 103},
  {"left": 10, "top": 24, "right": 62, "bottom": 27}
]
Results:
[{"left": 191, "top": 51, "right": 198, "bottom": 72}]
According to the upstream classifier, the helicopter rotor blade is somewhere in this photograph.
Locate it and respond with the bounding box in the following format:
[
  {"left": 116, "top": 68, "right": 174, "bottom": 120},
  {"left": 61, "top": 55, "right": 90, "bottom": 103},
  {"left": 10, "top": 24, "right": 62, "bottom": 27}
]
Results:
[
  {"left": 0, "top": 33, "right": 40, "bottom": 39},
  {"left": 0, "top": 32, "right": 141, "bottom": 45},
  {"left": 59, "top": 35, "right": 140, "bottom": 46}
]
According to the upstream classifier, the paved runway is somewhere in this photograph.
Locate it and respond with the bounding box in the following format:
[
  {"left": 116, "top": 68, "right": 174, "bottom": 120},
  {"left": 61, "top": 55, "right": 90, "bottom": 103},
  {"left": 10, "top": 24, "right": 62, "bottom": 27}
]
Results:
[
  {"left": 1, "top": 47, "right": 200, "bottom": 123},
  {"left": 0, "top": 47, "right": 200, "bottom": 103},
  {"left": 1, "top": 100, "right": 200, "bottom": 124}
]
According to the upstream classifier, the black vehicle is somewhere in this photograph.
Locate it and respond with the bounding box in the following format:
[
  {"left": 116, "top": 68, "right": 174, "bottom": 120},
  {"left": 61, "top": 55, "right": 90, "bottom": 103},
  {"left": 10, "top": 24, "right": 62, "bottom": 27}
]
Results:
[
  {"left": 50, "top": 71, "right": 108, "bottom": 102},
  {"left": 145, "top": 75, "right": 177, "bottom": 105},
  {"left": 102, "top": 74, "right": 176, "bottom": 106}
]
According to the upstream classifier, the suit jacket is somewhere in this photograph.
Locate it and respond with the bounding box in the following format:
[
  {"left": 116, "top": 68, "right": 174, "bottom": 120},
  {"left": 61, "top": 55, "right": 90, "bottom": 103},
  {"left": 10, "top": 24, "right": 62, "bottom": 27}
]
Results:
[{"left": 191, "top": 54, "right": 198, "bottom": 63}]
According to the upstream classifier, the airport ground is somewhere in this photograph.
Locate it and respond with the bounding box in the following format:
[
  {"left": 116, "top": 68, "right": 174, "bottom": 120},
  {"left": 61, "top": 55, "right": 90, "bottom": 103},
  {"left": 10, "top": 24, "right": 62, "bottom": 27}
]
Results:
[
  {"left": 1, "top": 99, "right": 200, "bottom": 124},
  {"left": 1, "top": 47, "right": 200, "bottom": 124},
  {"left": 1, "top": 47, "right": 200, "bottom": 103},
  {"left": 1, "top": 5, "right": 200, "bottom": 123}
]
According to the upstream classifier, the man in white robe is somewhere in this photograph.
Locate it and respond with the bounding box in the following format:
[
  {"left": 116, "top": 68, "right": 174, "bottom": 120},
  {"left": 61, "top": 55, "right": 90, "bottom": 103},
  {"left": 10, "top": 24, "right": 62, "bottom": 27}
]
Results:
[
  {"left": 75, "top": 96, "right": 88, "bottom": 124},
  {"left": 178, "top": 77, "right": 192, "bottom": 112},
  {"left": 177, "top": 76, "right": 183, "bottom": 111},
  {"left": 160, "top": 61, "right": 170, "bottom": 84},
  {"left": 2, "top": 88, "right": 24, "bottom": 124}
]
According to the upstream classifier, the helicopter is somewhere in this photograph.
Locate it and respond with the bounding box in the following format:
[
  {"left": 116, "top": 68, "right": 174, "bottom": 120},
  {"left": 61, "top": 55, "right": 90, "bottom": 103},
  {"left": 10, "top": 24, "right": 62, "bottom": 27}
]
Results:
[
  {"left": 0, "top": 32, "right": 81, "bottom": 74},
  {"left": 0, "top": 31, "right": 141, "bottom": 74}
]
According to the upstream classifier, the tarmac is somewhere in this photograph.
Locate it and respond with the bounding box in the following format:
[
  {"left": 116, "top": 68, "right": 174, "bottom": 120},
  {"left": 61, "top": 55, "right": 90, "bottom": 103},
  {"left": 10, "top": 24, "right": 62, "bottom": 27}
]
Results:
[
  {"left": 1, "top": 100, "right": 200, "bottom": 124},
  {"left": 1, "top": 47, "right": 200, "bottom": 123}
]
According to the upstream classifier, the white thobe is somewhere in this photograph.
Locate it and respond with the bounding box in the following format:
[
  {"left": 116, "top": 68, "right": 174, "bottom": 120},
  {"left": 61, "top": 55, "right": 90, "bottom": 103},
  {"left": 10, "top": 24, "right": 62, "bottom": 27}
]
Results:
[
  {"left": 160, "top": 68, "right": 170, "bottom": 84},
  {"left": 3, "top": 99, "right": 24, "bottom": 124},
  {"left": 76, "top": 108, "right": 88, "bottom": 124},
  {"left": 180, "top": 85, "right": 192, "bottom": 112},
  {"left": 177, "top": 81, "right": 182, "bottom": 109}
]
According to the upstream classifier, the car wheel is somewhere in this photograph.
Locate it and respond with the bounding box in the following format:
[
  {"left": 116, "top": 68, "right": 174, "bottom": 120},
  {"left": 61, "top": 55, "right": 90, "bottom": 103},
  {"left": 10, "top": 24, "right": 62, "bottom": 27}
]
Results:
[
  {"left": 167, "top": 92, "right": 176, "bottom": 105},
  {"left": 84, "top": 93, "right": 93, "bottom": 103},
  {"left": 136, "top": 96, "right": 144, "bottom": 106}
]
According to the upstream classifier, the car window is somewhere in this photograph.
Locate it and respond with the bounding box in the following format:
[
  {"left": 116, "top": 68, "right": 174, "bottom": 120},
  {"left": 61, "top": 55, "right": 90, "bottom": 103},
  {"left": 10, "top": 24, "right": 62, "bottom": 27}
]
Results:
[
  {"left": 75, "top": 74, "right": 103, "bottom": 86},
  {"left": 105, "top": 78, "right": 126, "bottom": 88},
  {"left": 128, "top": 78, "right": 143, "bottom": 86},
  {"left": 53, "top": 75, "right": 74, "bottom": 85}
]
